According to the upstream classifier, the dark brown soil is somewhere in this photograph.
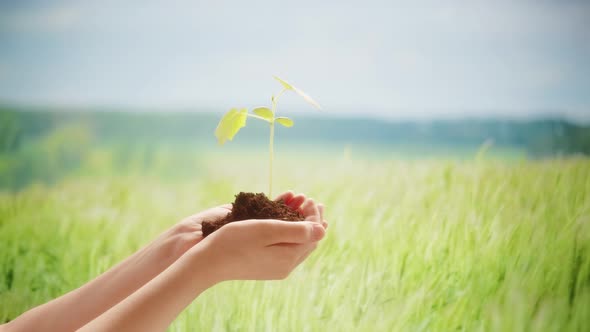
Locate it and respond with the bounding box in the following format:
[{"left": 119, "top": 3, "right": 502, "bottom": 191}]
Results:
[{"left": 201, "top": 192, "right": 305, "bottom": 237}]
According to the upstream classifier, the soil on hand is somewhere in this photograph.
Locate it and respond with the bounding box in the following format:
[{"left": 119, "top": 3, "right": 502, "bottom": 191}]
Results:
[{"left": 202, "top": 192, "right": 305, "bottom": 237}]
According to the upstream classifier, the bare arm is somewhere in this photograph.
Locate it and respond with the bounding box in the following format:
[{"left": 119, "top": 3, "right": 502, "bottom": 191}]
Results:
[
  {"left": 78, "top": 217, "right": 326, "bottom": 332},
  {"left": 77, "top": 196, "right": 326, "bottom": 332},
  {"left": 1, "top": 206, "right": 230, "bottom": 332},
  {"left": 0, "top": 191, "right": 313, "bottom": 331},
  {"left": 76, "top": 237, "right": 218, "bottom": 332}
]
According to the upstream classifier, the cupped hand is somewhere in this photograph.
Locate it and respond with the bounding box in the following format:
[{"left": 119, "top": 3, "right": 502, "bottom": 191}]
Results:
[
  {"left": 275, "top": 191, "right": 328, "bottom": 267},
  {"left": 176, "top": 190, "right": 326, "bottom": 236},
  {"left": 162, "top": 204, "right": 232, "bottom": 257},
  {"left": 196, "top": 194, "right": 328, "bottom": 281},
  {"left": 275, "top": 190, "right": 328, "bottom": 228}
]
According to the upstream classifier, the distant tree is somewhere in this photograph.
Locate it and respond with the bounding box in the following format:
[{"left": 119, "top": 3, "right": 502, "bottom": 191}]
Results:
[{"left": 0, "top": 110, "right": 22, "bottom": 153}]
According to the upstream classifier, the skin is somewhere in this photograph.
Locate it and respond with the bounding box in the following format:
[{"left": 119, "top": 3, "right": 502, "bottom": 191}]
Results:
[{"left": 1, "top": 191, "right": 327, "bottom": 332}]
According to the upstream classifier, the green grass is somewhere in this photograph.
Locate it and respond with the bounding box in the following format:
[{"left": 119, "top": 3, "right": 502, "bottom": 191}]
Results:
[{"left": 1, "top": 151, "right": 589, "bottom": 331}]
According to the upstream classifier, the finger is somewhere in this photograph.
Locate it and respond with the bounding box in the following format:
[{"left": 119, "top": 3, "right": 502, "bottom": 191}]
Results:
[
  {"left": 321, "top": 220, "right": 328, "bottom": 229},
  {"left": 288, "top": 194, "right": 306, "bottom": 210},
  {"left": 251, "top": 220, "right": 326, "bottom": 244},
  {"left": 219, "top": 203, "right": 232, "bottom": 210},
  {"left": 301, "top": 199, "right": 320, "bottom": 223},
  {"left": 274, "top": 190, "right": 294, "bottom": 204},
  {"left": 180, "top": 215, "right": 204, "bottom": 228}
]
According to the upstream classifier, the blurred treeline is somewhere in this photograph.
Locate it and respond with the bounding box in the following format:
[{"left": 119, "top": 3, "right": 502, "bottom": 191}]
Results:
[{"left": 1, "top": 107, "right": 589, "bottom": 189}]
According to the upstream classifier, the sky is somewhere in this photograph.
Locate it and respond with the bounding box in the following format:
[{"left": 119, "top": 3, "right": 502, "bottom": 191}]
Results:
[{"left": 0, "top": 0, "right": 589, "bottom": 121}]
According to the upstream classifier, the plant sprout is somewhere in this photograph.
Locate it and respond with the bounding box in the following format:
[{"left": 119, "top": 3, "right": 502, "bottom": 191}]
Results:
[{"left": 214, "top": 76, "right": 321, "bottom": 197}]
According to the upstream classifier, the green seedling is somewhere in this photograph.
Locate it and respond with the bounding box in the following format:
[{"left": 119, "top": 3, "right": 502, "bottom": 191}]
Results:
[{"left": 214, "top": 76, "right": 321, "bottom": 197}]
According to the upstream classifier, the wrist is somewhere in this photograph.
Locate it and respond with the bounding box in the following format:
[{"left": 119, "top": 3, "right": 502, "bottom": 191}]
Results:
[
  {"left": 179, "top": 243, "right": 223, "bottom": 289},
  {"left": 185, "top": 240, "right": 228, "bottom": 285},
  {"left": 160, "top": 222, "right": 202, "bottom": 259}
]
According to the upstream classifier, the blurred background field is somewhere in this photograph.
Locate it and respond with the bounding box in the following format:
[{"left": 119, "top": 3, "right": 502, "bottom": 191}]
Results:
[
  {"left": 1, "top": 0, "right": 590, "bottom": 330},
  {"left": 0, "top": 108, "right": 589, "bottom": 190}
]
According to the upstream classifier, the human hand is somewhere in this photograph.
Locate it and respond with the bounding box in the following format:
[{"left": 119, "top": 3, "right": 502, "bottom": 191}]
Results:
[
  {"left": 195, "top": 195, "right": 327, "bottom": 281},
  {"left": 274, "top": 190, "right": 328, "bottom": 228},
  {"left": 159, "top": 204, "right": 231, "bottom": 258},
  {"left": 167, "top": 191, "right": 326, "bottom": 256},
  {"left": 67, "top": 192, "right": 327, "bottom": 332}
]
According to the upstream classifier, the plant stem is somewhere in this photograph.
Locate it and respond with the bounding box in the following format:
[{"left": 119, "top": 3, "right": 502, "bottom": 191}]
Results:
[
  {"left": 268, "top": 88, "right": 287, "bottom": 197},
  {"left": 269, "top": 121, "right": 274, "bottom": 197}
]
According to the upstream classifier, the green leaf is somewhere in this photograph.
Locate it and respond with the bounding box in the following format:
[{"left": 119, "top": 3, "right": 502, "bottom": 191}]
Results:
[
  {"left": 273, "top": 76, "right": 294, "bottom": 90},
  {"left": 292, "top": 86, "right": 322, "bottom": 110},
  {"left": 273, "top": 75, "right": 322, "bottom": 110},
  {"left": 214, "top": 108, "right": 247, "bottom": 145},
  {"left": 275, "top": 117, "right": 294, "bottom": 127},
  {"left": 252, "top": 107, "right": 274, "bottom": 121}
]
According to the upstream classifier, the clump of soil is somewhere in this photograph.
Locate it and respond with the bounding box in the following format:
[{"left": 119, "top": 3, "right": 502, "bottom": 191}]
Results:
[{"left": 202, "top": 192, "right": 305, "bottom": 237}]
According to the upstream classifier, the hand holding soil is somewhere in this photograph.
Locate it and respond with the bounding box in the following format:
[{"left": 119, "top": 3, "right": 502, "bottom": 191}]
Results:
[
  {"left": 195, "top": 192, "right": 327, "bottom": 281},
  {"left": 2, "top": 190, "right": 328, "bottom": 332},
  {"left": 201, "top": 190, "right": 326, "bottom": 236}
]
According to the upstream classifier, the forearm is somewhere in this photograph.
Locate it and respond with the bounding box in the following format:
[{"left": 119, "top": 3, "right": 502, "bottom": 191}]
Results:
[
  {"left": 77, "top": 219, "right": 326, "bottom": 332},
  {"left": 78, "top": 244, "right": 218, "bottom": 332},
  {"left": 5, "top": 224, "right": 200, "bottom": 332}
]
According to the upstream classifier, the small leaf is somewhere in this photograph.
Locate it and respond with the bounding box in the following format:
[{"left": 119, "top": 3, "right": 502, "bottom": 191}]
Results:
[
  {"left": 214, "top": 108, "right": 247, "bottom": 145},
  {"left": 292, "top": 86, "right": 322, "bottom": 110},
  {"left": 252, "top": 107, "right": 274, "bottom": 121},
  {"left": 273, "top": 76, "right": 294, "bottom": 90},
  {"left": 276, "top": 117, "right": 294, "bottom": 127},
  {"left": 273, "top": 75, "right": 322, "bottom": 110}
]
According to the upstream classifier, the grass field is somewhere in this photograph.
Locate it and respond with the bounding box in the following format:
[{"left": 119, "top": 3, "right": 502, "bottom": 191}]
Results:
[{"left": 1, "top": 150, "right": 589, "bottom": 331}]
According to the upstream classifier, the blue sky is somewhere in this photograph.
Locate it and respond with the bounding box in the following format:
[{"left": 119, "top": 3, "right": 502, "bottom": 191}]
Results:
[{"left": 0, "top": 0, "right": 589, "bottom": 121}]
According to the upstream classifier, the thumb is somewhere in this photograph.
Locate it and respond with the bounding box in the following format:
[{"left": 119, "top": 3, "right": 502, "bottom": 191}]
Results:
[{"left": 254, "top": 220, "right": 326, "bottom": 244}]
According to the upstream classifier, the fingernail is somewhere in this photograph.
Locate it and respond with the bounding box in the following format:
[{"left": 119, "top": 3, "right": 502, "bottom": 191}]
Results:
[{"left": 311, "top": 223, "right": 325, "bottom": 241}]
